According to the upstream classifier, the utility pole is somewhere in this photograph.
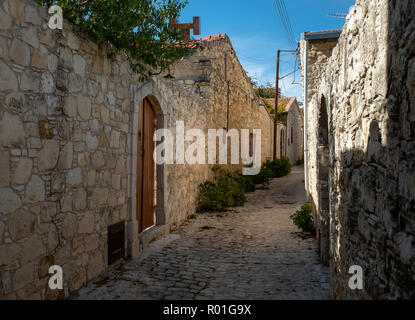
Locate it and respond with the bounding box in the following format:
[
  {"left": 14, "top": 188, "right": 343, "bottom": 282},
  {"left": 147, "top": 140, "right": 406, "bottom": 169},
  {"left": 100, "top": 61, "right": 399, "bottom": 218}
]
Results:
[
  {"left": 273, "top": 50, "right": 280, "bottom": 160},
  {"left": 273, "top": 49, "right": 298, "bottom": 160}
]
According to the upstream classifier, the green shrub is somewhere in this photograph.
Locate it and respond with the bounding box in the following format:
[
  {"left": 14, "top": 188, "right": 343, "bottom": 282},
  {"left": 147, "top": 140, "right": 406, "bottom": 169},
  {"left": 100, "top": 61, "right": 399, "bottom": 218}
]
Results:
[
  {"left": 198, "top": 166, "right": 246, "bottom": 212},
  {"left": 234, "top": 172, "right": 256, "bottom": 193},
  {"left": 198, "top": 159, "right": 291, "bottom": 212},
  {"left": 264, "top": 157, "right": 291, "bottom": 178},
  {"left": 290, "top": 203, "right": 315, "bottom": 234},
  {"left": 253, "top": 166, "right": 274, "bottom": 187},
  {"left": 296, "top": 158, "right": 304, "bottom": 166}
]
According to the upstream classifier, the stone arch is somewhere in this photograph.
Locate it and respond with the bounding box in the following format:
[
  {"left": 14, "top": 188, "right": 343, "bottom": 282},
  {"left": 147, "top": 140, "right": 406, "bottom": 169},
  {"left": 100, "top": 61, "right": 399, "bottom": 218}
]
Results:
[
  {"left": 127, "top": 81, "right": 167, "bottom": 258},
  {"left": 317, "top": 94, "right": 330, "bottom": 265}
]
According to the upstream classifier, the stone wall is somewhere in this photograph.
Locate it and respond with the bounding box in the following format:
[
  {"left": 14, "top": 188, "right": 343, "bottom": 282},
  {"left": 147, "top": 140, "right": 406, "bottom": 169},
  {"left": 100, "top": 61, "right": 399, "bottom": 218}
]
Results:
[
  {"left": 197, "top": 35, "right": 274, "bottom": 167},
  {"left": 0, "top": 0, "right": 273, "bottom": 299},
  {"left": 286, "top": 99, "right": 303, "bottom": 165},
  {"left": 302, "top": 0, "right": 415, "bottom": 299}
]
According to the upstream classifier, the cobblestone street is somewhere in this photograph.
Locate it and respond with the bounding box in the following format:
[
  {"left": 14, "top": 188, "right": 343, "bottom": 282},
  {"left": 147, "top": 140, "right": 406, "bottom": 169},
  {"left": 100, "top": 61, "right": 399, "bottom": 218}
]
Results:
[{"left": 74, "top": 167, "right": 330, "bottom": 300}]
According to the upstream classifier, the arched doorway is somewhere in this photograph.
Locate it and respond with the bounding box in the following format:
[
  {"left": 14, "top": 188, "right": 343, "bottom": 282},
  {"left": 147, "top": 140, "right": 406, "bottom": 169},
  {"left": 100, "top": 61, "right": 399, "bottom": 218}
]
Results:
[
  {"left": 128, "top": 82, "right": 167, "bottom": 258},
  {"left": 317, "top": 95, "right": 330, "bottom": 265},
  {"left": 137, "top": 97, "right": 157, "bottom": 232}
]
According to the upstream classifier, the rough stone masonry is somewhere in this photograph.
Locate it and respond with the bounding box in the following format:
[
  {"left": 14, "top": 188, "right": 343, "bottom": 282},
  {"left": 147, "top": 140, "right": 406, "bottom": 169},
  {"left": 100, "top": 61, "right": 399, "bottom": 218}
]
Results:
[
  {"left": 301, "top": 0, "right": 415, "bottom": 299},
  {"left": 0, "top": 0, "right": 274, "bottom": 299}
]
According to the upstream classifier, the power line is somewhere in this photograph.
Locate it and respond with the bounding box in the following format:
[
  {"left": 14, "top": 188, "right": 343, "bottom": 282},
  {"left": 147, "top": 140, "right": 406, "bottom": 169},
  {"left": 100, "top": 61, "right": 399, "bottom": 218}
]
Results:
[
  {"left": 273, "top": 0, "right": 297, "bottom": 49},
  {"left": 279, "top": 0, "right": 297, "bottom": 45},
  {"left": 272, "top": 0, "right": 292, "bottom": 48}
]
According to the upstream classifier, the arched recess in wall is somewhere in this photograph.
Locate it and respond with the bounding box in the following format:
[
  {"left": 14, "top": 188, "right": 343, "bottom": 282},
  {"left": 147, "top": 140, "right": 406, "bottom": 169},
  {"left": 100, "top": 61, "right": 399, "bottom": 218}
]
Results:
[
  {"left": 317, "top": 94, "right": 330, "bottom": 265},
  {"left": 127, "top": 81, "right": 167, "bottom": 257}
]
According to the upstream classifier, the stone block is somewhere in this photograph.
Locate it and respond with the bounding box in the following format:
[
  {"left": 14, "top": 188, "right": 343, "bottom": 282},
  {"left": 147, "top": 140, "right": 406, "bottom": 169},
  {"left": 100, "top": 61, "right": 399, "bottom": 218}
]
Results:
[
  {"left": 40, "top": 72, "right": 55, "bottom": 93},
  {"left": 47, "top": 54, "right": 58, "bottom": 73},
  {"left": 21, "top": 235, "right": 46, "bottom": 264},
  {"left": 10, "top": 39, "right": 31, "bottom": 66},
  {"left": 91, "top": 151, "right": 105, "bottom": 169},
  {"left": 13, "top": 158, "right": 33, "bottom": 185},
  {"left": 110, "top": 130, "right": 120, "bottom": 148},
  {"left": 60, "top": 193, "right": 72, "bottom": 213},
  {"left": 0, "top": 112, "right": 25, "bottom": 147},
  {"left": 0, "top": 221, "right": 4, "bottom": 245},
  {"left": 38, "top": 256, "right": 54, "bottom": 279},
  {"left": 63, "top": 96, "right": 77, "bottom": 118},
  {"left": 112, "top": 174, "right": 121, "bottom": 190},
  {"left": 73, "top": 188, "right": 87, "bottom": 211},
  {"left": 24, "top": 175, "right": 45, "bottom": 203},
  {"left": 38, "top": 140, "right": 59, "bottom": 171},
  {"left": 79, "top": 211, "right": 95, "bottom": 234},
  {"left": 67, "top": 167, "right": 83, "bottom": 186},
  {"left": 0, "top": 8, "right": 12, "bottom": 29},
  {"left": 86, "top": 169, "right": 96, "bottom": 187},
  {"left": 57, "top": 142, "right": 73, "bottom": 170},
  {"left": 87, "top": 252, "right": 104, "bottom": 281},
  {"left": 73, "top": 55, "right": 87, "bottom": 76},
  {"left": 23, "top": 27, "right": 39, "bottom": 49},
  {"left": 0, "top": 151, "right": 10, "bottom": 187},
  {"left": 0, "top": 188, "right": 21, "bottom": 214},
  {"left": 62, "top": 213, "right": 77, "bottom": 239},
  {"left": 31, "top": 50, "right": 47, "bottom": 69},
  {"left": 86, "top": 132, "right": 99, "bottom": 151},
  {"left": 0, "top": 37, "right": 8, "bottom": 59},
  {"left": 5, "top": 0, "right": 24, "bottom": 20},
  {"left": 13, "top": 262, "right": 35, "bottom": 291},
  {"left": 0, "top": 61, "right": 18, "bottom": 91},
  {"left": 8, "top": 209, "right": 36, "bottom": 241},
  {"left": 77, "top": 96, "right": 92, "bottom": 121},
  {"left": 78, "top": 152, "right": 89, "bottom": 167},
  {"left": 24, "top": 5, "right": 41, "bottom": 25},
  {"left": 85, "top": 234, "right": 99, "bottom": 252}
]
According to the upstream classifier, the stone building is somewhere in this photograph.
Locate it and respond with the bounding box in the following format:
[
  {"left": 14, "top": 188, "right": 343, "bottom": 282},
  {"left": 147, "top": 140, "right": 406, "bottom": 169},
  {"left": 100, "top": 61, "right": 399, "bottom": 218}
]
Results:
[
  {"left": 0, "top": 0, "right": 273, "bottom": 299},
  {"left": 301, "top": 0, "right": 415, "bottom": 299},
  {"left": 265, "top": 97, "right": 303, "bottom": 164}
]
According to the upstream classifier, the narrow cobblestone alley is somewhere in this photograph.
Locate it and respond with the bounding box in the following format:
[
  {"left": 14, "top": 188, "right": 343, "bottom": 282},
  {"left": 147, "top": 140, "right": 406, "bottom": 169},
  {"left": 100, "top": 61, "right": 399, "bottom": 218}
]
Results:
[{"left": 74, "top": 167, "right": 330, "bottom": 300}]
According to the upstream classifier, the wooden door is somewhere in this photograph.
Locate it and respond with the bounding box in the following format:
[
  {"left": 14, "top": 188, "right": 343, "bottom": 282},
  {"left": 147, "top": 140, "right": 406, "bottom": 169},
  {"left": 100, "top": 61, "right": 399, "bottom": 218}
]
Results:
[{"left": 137, "top": 98, "right": 156, "bottom": 232}]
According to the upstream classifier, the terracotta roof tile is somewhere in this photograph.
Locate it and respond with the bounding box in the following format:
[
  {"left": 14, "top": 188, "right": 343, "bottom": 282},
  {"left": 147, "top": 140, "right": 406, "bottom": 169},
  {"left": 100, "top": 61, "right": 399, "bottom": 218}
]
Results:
[
  {"left": 264, "top": 97, "right": 296, "bottom": 112},
  {"left": 187, "top": 33, "right": 228, "bottom": 48}
]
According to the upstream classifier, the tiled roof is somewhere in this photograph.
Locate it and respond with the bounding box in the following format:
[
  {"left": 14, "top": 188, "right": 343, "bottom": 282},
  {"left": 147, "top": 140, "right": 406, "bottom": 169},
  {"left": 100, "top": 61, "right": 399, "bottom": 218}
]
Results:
[
  {"left": 187, "top": 33, "right": 227, "bottom": 48},
  {"left": 305, "top": 29, "right": 342, "bottom": 35},
  {"left": 264, "top": 97, "right": 297, "bottom": 112}
]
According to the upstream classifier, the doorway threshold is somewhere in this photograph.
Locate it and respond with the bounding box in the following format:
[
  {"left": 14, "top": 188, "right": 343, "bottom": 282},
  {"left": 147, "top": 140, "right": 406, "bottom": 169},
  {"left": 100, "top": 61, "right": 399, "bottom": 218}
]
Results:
[{"left": 138, "top": 225, "right": 168, "bottom": 250}]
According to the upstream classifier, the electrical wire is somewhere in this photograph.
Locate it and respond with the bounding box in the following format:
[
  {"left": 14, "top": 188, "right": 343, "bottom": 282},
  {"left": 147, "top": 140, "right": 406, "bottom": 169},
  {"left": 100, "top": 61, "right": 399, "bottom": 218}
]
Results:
[{"left": 273, "top": 0, "right": 297, "bottom": 49}]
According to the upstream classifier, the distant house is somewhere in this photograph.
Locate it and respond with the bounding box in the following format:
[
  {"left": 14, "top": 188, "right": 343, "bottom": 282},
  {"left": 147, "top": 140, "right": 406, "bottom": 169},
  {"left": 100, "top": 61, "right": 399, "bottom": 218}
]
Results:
[{"left": 264, "top": 97, "right": 304, "bottom": 165}]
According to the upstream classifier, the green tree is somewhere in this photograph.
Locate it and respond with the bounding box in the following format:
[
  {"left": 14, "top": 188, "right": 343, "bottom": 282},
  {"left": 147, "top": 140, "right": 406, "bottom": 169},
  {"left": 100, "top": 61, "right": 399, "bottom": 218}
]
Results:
[
  {"left": 253, "top": 81, "right": 280, "bottom": 99},
  {"left": 36, "top": 0, "right": 193, "bottom": 80}
]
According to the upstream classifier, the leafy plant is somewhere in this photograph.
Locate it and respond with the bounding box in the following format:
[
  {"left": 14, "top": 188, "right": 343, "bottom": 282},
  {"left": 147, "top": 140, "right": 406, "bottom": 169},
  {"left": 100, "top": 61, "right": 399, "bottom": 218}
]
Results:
[
  {"left": 198, "top": 166, "right": 246, "bottom": 212},
  {"left": 264, "top": 157, "right": 291, "bottom": 178},
  {"left": 253, "top": 166, "right": 273, "bottom": 187},
  {"left": 234, "top": 172, "right": 256, "bottom": 193},
  {"left": 35, "top": 0, "right": 193, "bottom": 80},
  {"left": 198, "top": 160, "right": 292, "bottom": 212},
  {"left": 296, "top": 158, "right": 304, "bottom": 166},
  {"left": 290, "top": 203, "right": 315, "bottom": 234}
]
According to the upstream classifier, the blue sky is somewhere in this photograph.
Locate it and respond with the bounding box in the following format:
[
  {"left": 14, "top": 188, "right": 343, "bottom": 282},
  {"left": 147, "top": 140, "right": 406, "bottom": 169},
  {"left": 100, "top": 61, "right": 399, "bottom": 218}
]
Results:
[{"left": 181, "top": 0, "right": 355, "bottom": 101}]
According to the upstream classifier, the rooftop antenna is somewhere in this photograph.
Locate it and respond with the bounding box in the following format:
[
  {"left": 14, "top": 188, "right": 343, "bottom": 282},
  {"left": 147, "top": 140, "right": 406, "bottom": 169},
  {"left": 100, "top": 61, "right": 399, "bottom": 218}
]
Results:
[{"left": 327, "top": 13, "right": 347, "bottom": 19}]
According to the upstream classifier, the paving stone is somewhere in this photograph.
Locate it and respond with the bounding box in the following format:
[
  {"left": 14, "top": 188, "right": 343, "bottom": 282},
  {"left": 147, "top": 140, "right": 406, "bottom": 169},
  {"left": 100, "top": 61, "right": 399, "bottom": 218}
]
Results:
[{"left": 75, "top": 168, "right": 330, "bottom": 300}]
